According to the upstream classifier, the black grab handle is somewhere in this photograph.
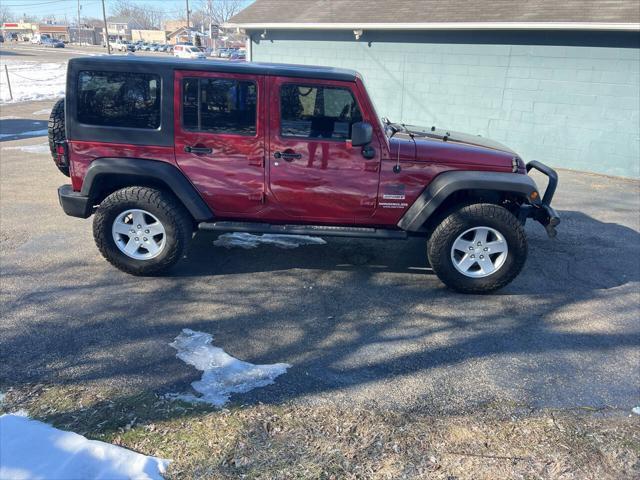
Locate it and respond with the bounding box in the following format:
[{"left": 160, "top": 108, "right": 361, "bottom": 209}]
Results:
[{"left": 185, "top": 146, "right": 213, "bottom": 155}]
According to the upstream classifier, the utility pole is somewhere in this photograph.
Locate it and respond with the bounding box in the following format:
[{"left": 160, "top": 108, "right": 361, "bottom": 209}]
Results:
[
  {"left": 77, "top": 0, "right": 81, "bottom": 44},
  {"left": 186, "top": 0, "right": 190, "bottom": 29},
  {"left": 101, "top": 0, "right": 111, "bottom": 54}
]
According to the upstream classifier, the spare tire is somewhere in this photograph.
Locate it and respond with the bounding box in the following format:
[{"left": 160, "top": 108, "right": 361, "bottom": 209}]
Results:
[{"left": 48, "top": 98, "right": 69, "bottom": 177}]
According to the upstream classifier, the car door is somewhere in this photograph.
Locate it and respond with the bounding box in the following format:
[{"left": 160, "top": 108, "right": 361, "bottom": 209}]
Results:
[
  {"left": 174, "top": 70, "right": 266, "bottom": 215},
  {"left": 267, "top": 77, "right": 380, "bottom": 222}
]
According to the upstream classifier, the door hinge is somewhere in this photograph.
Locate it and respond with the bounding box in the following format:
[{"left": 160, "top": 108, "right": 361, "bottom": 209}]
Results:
[
  {"left": 249, "top": 157, "right": 264, "bottom": 167},
  {"left": 248, "top": 192, "right": 265, "bottom": 203}
]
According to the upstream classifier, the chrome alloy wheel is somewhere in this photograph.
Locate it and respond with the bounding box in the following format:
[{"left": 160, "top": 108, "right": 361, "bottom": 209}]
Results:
[
  {"left": 450, "top": 226, "right": 508, "bottom": 278},
  {"left": 112, "top": 209, "right": 166, "bottom": 260}
]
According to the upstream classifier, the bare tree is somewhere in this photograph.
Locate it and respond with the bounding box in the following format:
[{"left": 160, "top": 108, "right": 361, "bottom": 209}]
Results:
[
  {"left": 110, "top": 0, "right": 165, "bottom": 30},
  {"left": 0, "top": 5, "right": 14, "bottom": 24},
  {"left": 197, "top": 0, "right": 246, "bottom": 27}
]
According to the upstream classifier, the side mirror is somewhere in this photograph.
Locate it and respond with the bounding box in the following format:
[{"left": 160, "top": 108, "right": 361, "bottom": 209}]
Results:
[{"left": 351, "top": 121, "right": 373, "bottom": 147}]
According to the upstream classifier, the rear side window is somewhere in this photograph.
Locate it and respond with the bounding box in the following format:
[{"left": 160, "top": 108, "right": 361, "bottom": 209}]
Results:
[
  {"left": 182, "top": 77, "right": 256, "bottom": 135},
  {"left": 77, "top": 71, "right": 161, "bottom": 129},
  {"left": 280, "top": 84, "right": 362, "bottom": 140}
]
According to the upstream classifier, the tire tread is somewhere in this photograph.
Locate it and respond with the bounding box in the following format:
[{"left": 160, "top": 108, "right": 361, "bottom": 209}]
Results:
[
  {"left": 93, "top": 186, "right": 192, "bottom": 275},
  {"left": 427, "top": 203, "right": 527, "bottom": 293}
]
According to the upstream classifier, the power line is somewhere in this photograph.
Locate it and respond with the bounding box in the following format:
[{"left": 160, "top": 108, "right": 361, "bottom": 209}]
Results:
[{"left": 2, "top": 0, "right": 81, "bottom": 6}]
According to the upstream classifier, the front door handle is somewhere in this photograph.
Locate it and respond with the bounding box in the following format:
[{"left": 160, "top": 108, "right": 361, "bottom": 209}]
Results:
[
  {"left": 274, "top": 151, "right": 302, "bottom": 162},
  {"left": 185, "top": 146, "right": 212, "bottom": 155}
]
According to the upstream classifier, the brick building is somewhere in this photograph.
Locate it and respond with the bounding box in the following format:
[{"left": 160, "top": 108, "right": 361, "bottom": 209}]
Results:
[{"left": 228, "top": 0, "right": 640, "bottom": 177}]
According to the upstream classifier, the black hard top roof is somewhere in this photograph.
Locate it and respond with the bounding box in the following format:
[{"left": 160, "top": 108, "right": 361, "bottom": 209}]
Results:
[{"left": 68, "top": 55, "right": 359, "bottom": 82}]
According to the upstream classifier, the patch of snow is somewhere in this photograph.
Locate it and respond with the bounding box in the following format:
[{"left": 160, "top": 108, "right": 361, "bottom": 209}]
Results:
[
  {"left": 0, "top": 129, "right": 48, "bottom": 139},
  {"left": 0, "top": 391, "right": 5, "bottom": 406},
  {"left": 0, "top": 414, "right": 170, "bottom": 480},
  {"left": 214, "top": 232, "right": 327, "bottom": 249},
  {"left": 0, "top": 116, "right": 19, "bottom": 120},
  {"left": 2, "top": 143, "right": 50, "bottom": 154},
  {"left": 32, "top": 109, "right": 51, "bottom": 115},
  {"left": 0, "top": 60, "right": 66, "bottom": 103},
  {"left": 632, "top": 406, "right": 640, "bottom": 415},
  {"left": 170, "top": 329, "right": 290, "bottom": 407}
]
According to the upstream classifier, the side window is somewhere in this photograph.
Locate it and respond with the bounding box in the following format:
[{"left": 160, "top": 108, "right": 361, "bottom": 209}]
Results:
[
  {"left": 182, "top": 77, "right": 256, "bottom": 135},
  {"left": 77, "top": 71, "right": 160, "bottom": 129},
  {"left": 280, "top": 84, "right": 362, "bottom": 140}
]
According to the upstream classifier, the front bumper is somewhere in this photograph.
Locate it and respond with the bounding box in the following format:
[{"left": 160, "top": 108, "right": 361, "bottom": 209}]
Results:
[
  {"left": 520, "top": 161, "right": 560, "bottom": 237},
  {"left": 58, "top": 185, "right": 92, "bottom": 218}
]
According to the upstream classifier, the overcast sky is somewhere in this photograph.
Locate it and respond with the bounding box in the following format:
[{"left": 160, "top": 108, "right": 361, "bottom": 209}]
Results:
[{"left": 3, "top": 0, "right": 253, "bottom": 23}]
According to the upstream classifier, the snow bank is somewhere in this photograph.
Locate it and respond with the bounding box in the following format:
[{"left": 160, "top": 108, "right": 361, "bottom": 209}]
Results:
[
  {"left": 170, "top": 329, "right": 290, "bottom": 406},
  {"left": 0, "top": 60, "right": 66, "bottom": 103},
  {"left": 0, "top": 413, "right": 169, "bottom": 480},
  {"left": 32, "top": 109, "right": 51, "bottom": 115},
  {"left": 214, "top": 232, "right": 327, "bottom": 249}
]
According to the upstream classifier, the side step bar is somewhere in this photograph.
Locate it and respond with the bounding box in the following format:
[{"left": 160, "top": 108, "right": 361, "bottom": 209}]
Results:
[{"left": 199, "top": 221, "right": 408, "bottom": 239}]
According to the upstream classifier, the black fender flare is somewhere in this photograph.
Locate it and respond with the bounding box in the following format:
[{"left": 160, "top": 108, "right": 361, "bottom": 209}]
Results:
[
  {"left": 82, "top": 158, "right": 214, "bottom": 221},
  {"left": 397, "top": 170, "right": 538, "bottom": 232}
]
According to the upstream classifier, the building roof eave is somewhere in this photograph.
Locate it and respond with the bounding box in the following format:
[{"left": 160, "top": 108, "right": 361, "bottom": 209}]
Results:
[{"left": 224, "top": 21, "right": 640, "bottom": 32}]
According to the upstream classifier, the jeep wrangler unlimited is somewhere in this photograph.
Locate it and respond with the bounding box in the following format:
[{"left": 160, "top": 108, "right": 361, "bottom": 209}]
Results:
[{"left": 52, "top": 56, "right": 559, "bottom": 293}]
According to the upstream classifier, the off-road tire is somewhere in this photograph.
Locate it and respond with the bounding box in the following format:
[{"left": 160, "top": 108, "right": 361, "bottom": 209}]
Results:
[
  {"left": 93, "top": 187, "right": 193, "bottom": 275},
  {"left": 48, "top": 98, "right": 69, "bottom": 176},
  {"left": 427, "top": 203, "right": 527, "bottom": 293}
]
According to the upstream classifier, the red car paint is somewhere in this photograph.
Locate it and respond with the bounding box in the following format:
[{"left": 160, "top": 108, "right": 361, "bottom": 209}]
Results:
[{"left": 69, "top": 70, "right": 516, "bottom": 227}]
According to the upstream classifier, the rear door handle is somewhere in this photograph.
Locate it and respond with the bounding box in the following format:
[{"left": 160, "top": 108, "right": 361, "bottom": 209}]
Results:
[
  {"left": 185, "top": 146, "right": 212, "bottom": 155},
  {"left": 274, "top": 151, "right": 302, "bottom": 162}
]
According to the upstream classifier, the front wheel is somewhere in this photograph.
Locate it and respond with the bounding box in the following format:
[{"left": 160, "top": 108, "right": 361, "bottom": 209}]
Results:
[
  {"left": 93, "top": 187, "right": 193, "bottom": 275},
  {"left": 427, "top": 203, "right": 528, "bottom": 293}
]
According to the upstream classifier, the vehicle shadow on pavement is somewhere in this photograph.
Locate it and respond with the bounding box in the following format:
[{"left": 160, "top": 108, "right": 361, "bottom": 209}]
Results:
[
  {"left": 1, "top": 209, "right": 639, "bottom": 417},
  {"left": 0, "top": 119, "right": 48, "bottom": 141},
  {"left": 174, "top": 210, "right": 639, "bottom": 294}
]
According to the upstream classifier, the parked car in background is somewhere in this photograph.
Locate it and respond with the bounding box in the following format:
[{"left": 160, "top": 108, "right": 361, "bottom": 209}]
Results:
[
  {"left": 174, "top": 44, "right": 206, "bottom": 59},
  {"left": 219, "top": 48, "right": 233, "bottom": 58},
  {"left": 31, "top": 33, "right": 50, "bottom": 44},
  {"left": 0, "top": 34, "right": 4, "bottom": 43},
  {"left": 230, "top": 50, "right": 246, "bottom": 61},
  {"left": 113, "top": 40, "right": 134, "bottom": 52},
  {"left": 42, "top": 38, "right": 65, "bottom": 48}
]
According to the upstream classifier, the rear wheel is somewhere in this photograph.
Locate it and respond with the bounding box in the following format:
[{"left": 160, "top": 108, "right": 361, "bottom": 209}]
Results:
[
  {"left": 427, "top": 203, "right": 527, "bottom": 293},
  {"left": 93, "top": 187, "right": 193, "bottom": 275},
  {"left": 48, "top": 98, "right": 68, "bottom": 176}
]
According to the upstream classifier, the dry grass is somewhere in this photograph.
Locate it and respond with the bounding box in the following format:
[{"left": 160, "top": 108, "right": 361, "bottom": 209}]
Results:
[{"left": 2, "top": 383, "right": 639, "bottom": 479}]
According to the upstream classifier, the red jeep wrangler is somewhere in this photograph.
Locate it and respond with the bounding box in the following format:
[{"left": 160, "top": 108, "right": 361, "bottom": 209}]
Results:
[{"left": 51, "top": 56, "right": 559, "bottom": 293}]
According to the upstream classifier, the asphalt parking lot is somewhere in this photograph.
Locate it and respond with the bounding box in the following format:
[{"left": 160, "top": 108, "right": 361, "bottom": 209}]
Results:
[{"left": 1, "top": 80, "right": 639, "bottom": 413}]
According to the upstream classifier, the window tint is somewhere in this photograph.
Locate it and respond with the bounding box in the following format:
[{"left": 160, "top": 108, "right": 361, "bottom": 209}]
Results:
[
  {"left": 182, "top": 78, "right": 256, "bottom": 135},
  {"left": 280, "top": 84, "right": 362, "bottom": 140},
  {"left": 77, "top": 71, "right": 160, "bottom": 129}
]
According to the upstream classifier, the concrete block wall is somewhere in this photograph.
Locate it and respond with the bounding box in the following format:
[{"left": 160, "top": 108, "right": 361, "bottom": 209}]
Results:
[{"left": 251, "top": 30, "right": 640, "bottom": 178}]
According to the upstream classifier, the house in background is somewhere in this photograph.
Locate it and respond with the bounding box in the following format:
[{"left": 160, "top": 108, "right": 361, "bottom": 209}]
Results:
[
  {"left": 228, "top": 0, "right": 640, "bottom": 177},
  {"left": 131, "top": 29, "right": 167, "bottom": 43},
  {"left": 104, "top": 16, "right": 134, "bottom": 42},
  {"left": 164, "top": 20, "right": 188, "bottom": 33}
]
